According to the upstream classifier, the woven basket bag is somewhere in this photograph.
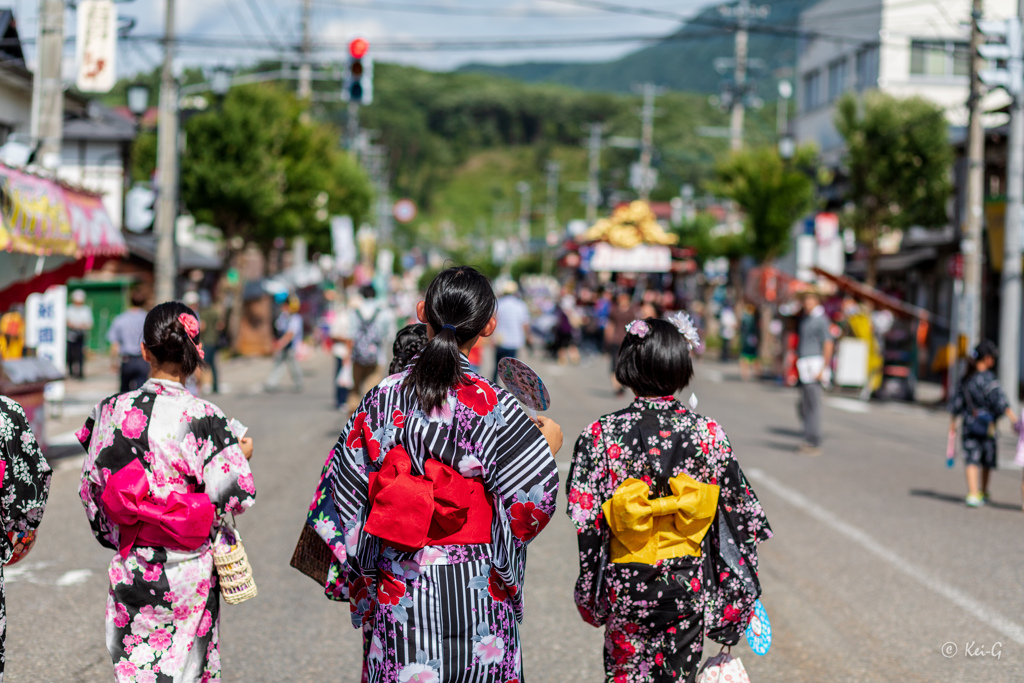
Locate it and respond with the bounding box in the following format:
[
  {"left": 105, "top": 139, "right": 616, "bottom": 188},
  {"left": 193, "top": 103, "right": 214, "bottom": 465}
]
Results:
[{"left": 213, "top": 518, "right": 258, "bottom": 605}]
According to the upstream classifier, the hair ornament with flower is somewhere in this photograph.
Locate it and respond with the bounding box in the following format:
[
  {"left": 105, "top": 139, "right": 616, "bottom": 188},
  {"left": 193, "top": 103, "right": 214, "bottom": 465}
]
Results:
[
  {"left": 177, "top": 312, "right": 205, "bottom": 360},
  {"left": 625, "top": 319, "right": 651, "bottom": 338},
  {"left": 666, "top": 311, "right": 701, "bottom": 351}
]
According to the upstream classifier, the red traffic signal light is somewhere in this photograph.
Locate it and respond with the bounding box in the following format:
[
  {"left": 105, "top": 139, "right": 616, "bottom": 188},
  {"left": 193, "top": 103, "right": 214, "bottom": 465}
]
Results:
[{"left": 349, "top": 38, "right": 369, "bottom": 59}]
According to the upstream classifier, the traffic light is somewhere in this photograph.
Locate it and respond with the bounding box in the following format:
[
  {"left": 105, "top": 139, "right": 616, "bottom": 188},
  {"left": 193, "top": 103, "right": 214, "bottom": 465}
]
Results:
[
  {"left": 343, "top": 37, "right": 373, "bottom": 105},
  {"left": 978, "top": 16, "right": 1022, "bottom": 97}
]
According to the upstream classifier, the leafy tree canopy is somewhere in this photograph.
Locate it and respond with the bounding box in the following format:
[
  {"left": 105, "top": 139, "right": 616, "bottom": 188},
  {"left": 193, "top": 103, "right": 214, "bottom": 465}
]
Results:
[
  {"left": 708, "top": 144, "right": 820, "bottom": 262},
  {"left": 178, "top": 84, "right": 371, "bottom": 254}
]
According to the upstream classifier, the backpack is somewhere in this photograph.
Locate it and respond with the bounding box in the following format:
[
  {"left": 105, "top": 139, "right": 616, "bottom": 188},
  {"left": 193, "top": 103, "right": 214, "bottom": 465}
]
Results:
[{"left": 352, "top": 307, "right": 382, "bottom": 366}]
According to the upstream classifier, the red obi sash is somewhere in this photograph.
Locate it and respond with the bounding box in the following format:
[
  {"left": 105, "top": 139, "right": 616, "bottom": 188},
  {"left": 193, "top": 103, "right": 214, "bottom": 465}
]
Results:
[
  {"left": 101, "top": 459, "right": 216, "bottom": 558},
  {"left": 365, "top": 445, "right": 493, "bottom": 552}
]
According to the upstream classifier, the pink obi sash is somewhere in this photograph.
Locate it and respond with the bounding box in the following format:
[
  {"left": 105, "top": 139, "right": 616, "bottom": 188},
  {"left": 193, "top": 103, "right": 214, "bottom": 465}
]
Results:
[
  {"left": 365, "top": 445, "right": 493, "bottom": 553},
  {"left": 101, "top": 459, "right": 216, "bottom": 558}
]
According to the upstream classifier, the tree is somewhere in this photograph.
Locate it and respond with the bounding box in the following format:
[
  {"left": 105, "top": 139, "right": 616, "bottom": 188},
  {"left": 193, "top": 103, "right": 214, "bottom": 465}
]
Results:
[
  {"left": 835, "top": 91, "right": 952, "bottom": 285},
  {"left": 179, "top": 84, "right": 372, "bottom": 254},
  {"left": 708, "top": 143, "right": 819, "bottom": 263}
]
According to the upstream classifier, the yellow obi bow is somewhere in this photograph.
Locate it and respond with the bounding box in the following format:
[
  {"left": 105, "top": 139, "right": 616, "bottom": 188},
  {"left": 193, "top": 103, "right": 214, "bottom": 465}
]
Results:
[{"left": 602, "top": 474, "right": 720, "bottom": 564}]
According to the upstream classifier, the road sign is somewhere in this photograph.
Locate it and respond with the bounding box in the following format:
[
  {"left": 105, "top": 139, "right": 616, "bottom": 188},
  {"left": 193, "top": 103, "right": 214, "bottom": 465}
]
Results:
[{"left": 393, "top": 198, "right": 418, "bottom": 223}]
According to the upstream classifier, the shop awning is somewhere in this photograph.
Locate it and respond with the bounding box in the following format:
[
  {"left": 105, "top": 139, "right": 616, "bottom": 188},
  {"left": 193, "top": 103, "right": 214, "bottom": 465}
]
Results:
[
  {"left": 0, "top": 164, "right": 78, "bottom": 256},
  {"left": 811, "top": 267, "right": 939, "bottom": 323},
  {"left": 63, "top": 187, "right": 126, "bottom": 257}
]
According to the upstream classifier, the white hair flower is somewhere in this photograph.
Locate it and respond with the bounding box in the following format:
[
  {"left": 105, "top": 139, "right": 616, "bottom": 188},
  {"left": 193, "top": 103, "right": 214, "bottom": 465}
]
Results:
[{"left": 667, "top": 311, "right": 701, "bottom": 350}]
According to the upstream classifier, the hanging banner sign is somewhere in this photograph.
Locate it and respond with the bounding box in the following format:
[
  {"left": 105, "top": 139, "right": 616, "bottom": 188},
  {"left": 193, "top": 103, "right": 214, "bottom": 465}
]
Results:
[
  {"left": 76, "top": 0, "right": 117, "bottom": 93},
  {"left": 0, "top": 165, "right": 77, "bottom": 256},
  {"left": 590, "top": 242, "right": 672, "bottom": 273}
]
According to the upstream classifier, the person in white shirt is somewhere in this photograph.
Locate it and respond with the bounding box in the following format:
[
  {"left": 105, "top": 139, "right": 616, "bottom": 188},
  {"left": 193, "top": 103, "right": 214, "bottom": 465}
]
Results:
[
  {"left": 344, "top": 284, "right": 395, "bottom": 413},
  {"left": 492, "top": 281, "right": 531, "bottom": 381},
  {"left": 66, "top": 289, "right": 94, "bottom": 379},
  {"left": 264, "top": 297, "right": 304, "bottom": 393}
]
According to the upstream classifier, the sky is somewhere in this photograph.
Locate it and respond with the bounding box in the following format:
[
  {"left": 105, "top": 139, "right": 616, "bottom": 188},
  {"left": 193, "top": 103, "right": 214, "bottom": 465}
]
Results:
[{"left": 9, "top": 0, "right": 716, "bottom": 77}]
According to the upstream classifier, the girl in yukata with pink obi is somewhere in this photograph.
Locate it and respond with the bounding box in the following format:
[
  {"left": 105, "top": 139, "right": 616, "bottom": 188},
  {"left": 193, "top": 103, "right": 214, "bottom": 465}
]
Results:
[{"left": 78, "top": 301, "right": 256, "bottom": 683}]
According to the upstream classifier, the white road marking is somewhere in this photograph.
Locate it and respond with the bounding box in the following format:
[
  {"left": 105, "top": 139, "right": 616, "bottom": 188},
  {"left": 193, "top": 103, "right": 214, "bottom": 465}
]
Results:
[
  {"left": 747, "top": 468, "right": 1024, "bottom": 645},
  {"left": 557, "top": 461, "right": 572, "bottom": 473},
  {"left": 825, "top": 397, "right": 871, "bottom": 414},
  {"left": 703, "top": 370, "right": 724, "bottom": 384},
  {"left": 4, "top": 560, "right": 56, "bottom": 584},
  {"left": 55, "top": 569, "right": 93, "bottom": 586}
]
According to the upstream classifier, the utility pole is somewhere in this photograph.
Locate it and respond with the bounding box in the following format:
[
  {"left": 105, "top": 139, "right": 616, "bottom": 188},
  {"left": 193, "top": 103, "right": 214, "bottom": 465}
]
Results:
[
  {"left": 730, "top": 0, "right": 749, "bottom": 151},
  {"left": 298, "top": 0, "right": 312, "bottom": 100},
  {"left": 154, "top": 0, "right": 179, "bottom": 304},
  {"left": 636, "top": 83, "right": 661, "bottom": 201},
  {"left": 545, "top": 160, "right": 560, "bottom": 236},
  {"left": 30, "top": 0, "right": 64, "bottom": 169},
  {"left": 585, "top": 123, "right": 603, "bottom": 224},
  {"left": 516, "top": 181, "right": 531, "bottom": 251},
  {"left": 998, "top": 6, "right": 1024, "bottom": 409},
  {"left": 964, "top": 0, "right": 986, "bottom": 350}
]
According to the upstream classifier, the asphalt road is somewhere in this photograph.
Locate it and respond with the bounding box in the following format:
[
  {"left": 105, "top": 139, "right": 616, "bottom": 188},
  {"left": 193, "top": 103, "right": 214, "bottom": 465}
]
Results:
[{"left": 8, "top": 350, "right": 1024, "bottom": 682}]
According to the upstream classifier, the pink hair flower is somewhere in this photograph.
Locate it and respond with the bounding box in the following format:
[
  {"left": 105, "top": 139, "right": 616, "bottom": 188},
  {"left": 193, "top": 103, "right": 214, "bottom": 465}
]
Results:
[
  {"left": 178, "top": 313, "right": 200, "bottom": 339},
  {"left": 625, "top": 319, "right": 650, "bottom": 338}
]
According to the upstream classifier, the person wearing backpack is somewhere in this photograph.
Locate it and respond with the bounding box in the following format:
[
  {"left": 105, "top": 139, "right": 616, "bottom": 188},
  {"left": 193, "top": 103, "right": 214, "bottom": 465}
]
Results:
[
  {"left": 949, "top": 340, "right": 1020, "bottom": 507},
  {"left": 345, "top": 284, "right": 393, "bottom": 413}
]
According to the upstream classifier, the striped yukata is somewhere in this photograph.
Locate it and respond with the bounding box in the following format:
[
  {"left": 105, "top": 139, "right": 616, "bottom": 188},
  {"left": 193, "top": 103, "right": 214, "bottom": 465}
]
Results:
[{"left": 306, "top": 356, "right": 558, "bottom": 683}]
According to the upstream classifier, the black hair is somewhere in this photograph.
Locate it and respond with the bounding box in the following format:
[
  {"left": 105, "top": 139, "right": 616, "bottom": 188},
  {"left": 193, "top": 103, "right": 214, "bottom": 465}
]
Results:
[
  {"left": 615, "top": 318, "right": 694, "bottom": 397},
  {"left": 966, "top": 339, "right": 1000, "bottom": 379},
  {"left": 360, "top": 284, "right": 377, "bottom": 300},
  {"left": 405, "top": 266, "right": 496, "bottom": 414},
  {"left": 130, "top": 288, "right": 148, "bottom": 308},
  {"left": 142, "top": 301, "right": 204, "bottom": 377},
  {"left": 390, "top": 323, "right": 428, "bottom": 374}
]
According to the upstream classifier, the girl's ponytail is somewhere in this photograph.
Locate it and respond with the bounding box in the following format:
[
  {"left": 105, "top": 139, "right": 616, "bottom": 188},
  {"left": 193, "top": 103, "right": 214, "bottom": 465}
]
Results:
[{"left": 406, "top": 267, "right": 496, "bottom": 415}]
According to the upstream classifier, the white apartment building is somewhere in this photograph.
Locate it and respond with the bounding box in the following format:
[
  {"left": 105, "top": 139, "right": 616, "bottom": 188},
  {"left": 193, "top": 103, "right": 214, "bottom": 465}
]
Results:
[{"left": 795, "top": 0, "right": 1016, "bottom": 164}]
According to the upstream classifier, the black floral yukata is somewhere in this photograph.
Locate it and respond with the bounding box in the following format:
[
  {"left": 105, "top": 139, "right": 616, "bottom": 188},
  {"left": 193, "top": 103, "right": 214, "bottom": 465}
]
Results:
[
  {"left": 949, "top": 369, "right": 1011, "bottom": 468},
  {"left": 566, "top": 396, "right": 771, "bottom": 683},
  {"left": 0, "top": 396, "right": 52, "bottom": 682}
]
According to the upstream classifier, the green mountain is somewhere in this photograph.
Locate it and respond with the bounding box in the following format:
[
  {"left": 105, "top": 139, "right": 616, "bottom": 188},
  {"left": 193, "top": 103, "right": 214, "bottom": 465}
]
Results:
[{"left": 459, "top": 0, "right": 818, "bottom": 95}]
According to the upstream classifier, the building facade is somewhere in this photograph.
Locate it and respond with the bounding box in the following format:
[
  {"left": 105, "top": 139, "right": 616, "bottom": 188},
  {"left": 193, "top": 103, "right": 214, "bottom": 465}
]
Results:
[{"left": 795, "top": 0, "right": 1016, "bottom": 164}]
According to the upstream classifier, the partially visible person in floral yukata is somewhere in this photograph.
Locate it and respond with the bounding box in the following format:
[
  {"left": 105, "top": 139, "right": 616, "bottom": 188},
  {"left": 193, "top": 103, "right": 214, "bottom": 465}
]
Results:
[
  {"left": 0, "top": 395, "right": 52, "bottom": 681},
  {"left": 306, "top": 266, "right": 563, "bottom": 683},
  {"left": 567, "top": 314, "right": 772, "bottom": 683},
  {"left": 78, "top": 302, "right": 255, "bottom": 683}
]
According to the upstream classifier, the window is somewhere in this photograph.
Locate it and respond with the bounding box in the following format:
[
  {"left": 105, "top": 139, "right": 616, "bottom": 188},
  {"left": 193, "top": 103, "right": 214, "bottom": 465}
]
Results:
[
  {"left": 802, "top": 69, "right": 822, "bottom": 112},
  {"left": 828, "top": 57, "right": 848, "bottom": 101},
  {"left": 910, "top": 40, "right": 970, "bottom": 78},
  {"left": 855, "top": 46, "right": 879, "bottom": 90}
]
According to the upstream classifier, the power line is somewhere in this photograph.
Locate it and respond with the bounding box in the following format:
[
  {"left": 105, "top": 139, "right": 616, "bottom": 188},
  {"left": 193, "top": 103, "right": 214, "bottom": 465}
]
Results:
[
  {"left": 311, "top": 0, "right": 604, "bottom": 18},
  {"left": 243, "top": 0, "right": 286, "bottom": 52}
]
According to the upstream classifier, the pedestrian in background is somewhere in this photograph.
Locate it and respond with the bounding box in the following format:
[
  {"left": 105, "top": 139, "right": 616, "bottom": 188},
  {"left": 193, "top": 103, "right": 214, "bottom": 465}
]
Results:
[
  {"left": 328, "top": 291, "right": 353, "bottom": 410},
  {"left": 66, "top": 289, "right": 94, "bottom": 380},
  {"left": 492, "top": 280, "right": 531, "bottom": 381},
  {"left": 265, "top": 296, "right": 304, "bottom": 393},
  {"left": 78, "top": 302, "right": 255, "bottom": 682},
  {"left": 738, "top": 302, "right": 761, "bottom": 381},
  {"left": 388, "top": 322, "right": 427, "bottom": 375},
  {"left": 0, "top": 395, "right": 52, "bottom": 681},
  {"left": 107, "top": 288, "right": 150, "bottom": 393},
  {"left": 796, "top": 291, "right": 834, "bottom": 455},
  {"left": 200, "top": 296, "right": 225, "bottom": 395},
  {"left": 949, "top": 340, "right": 1019, "bottom": 507},
  {"left": 566, "top": 313, "right": 770, "bottom": 683},
  {"left": 719, "top": 302, "right": 738, "bottom": 363},
  {"left": 605, "top": 290, "right": 639, "bottom": 396},
  {"left": 345, "top": 284, "right": 393, "bottom": 413},
  {"left": 305, "top": 265, "right": 561, "bottom": 682}
]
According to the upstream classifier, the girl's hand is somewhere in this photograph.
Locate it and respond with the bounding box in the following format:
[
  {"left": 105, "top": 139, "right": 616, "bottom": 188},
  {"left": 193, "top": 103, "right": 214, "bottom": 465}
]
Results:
[
  {"left": 532, "top": 416, "right": 564, "bottom": 455},
  {"left": 239, "top": 437, "right": 254, "bottom": 460}
]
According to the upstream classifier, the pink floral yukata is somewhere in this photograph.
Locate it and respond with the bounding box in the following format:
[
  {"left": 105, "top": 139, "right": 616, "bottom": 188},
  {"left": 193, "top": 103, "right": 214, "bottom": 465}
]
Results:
[
  {"left": 566, "top": 396, "right": 771, "bottom": 683},
  {"left": 79, "top": 378, "right": 255, "bottom": 682}
]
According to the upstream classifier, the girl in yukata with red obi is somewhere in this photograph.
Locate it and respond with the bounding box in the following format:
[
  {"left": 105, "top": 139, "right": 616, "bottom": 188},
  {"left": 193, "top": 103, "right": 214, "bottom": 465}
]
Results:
[
  {"left": 306, "top": 266, "right": 563, "bottom": 683},
  {"left": 79, "top": 302, "right": 255, "bottom": 683},
  {"left": 566, "top": 313, "right": 772, "bottom": 683}
]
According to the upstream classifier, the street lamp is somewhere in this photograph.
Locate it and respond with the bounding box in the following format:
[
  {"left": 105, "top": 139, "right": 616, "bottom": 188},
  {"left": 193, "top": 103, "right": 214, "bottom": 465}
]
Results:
[
  {"left": 126, "top": 83, "right": 150, "bottom": 124},
  {"left": 210, "top": 66, "right": 232, "bottom": 99},
  {"left": 777, "top": 79, "right": 795, "bottom": 159}
]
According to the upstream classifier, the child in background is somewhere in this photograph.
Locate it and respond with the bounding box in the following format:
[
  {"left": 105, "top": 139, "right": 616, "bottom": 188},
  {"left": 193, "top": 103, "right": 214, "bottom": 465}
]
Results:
[
  {"left": 566, "top": 313, "right": 771, "bottom": 683},
  {"left": 389, "top": 323, "right": 428, "bottom": 375},
  {"left": 78, "top": 302, "right": 256, "bottom": 682}
]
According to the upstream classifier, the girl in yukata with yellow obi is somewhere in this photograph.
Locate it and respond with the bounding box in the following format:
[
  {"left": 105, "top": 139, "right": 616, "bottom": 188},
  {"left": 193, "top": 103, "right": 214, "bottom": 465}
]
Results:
[{"left": 566, "top": 313, "right": 772, "bottom": 683}]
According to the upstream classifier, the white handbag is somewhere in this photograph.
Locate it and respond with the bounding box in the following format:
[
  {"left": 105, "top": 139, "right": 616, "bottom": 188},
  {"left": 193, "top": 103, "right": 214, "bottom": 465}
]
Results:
[{"left": 696, "top": 647, "right": 751, "bottom": 683}]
